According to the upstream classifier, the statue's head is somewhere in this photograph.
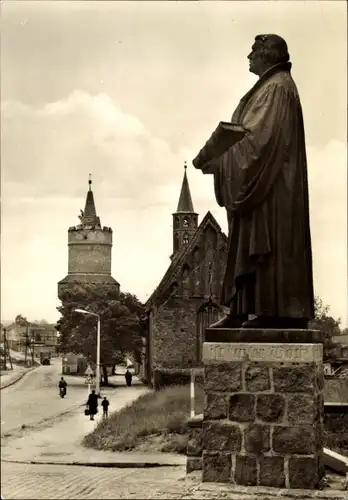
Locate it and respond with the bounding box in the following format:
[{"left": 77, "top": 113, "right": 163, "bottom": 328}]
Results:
[{"left": 248, "top": 34, "right": 290, "bottom": 76}]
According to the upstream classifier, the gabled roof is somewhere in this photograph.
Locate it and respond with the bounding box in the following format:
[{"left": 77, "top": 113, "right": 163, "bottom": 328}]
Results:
[
  {"left": 176, "top": 165, "right": 195, "bottom": 213},
  {"left": 146, "top": 211, "right": 227, "bottom": 310}
]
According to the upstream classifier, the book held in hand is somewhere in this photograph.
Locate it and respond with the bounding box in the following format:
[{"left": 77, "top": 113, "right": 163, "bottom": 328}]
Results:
[{"left": 192, "top": 122, "right": 247, "bottom": 171}]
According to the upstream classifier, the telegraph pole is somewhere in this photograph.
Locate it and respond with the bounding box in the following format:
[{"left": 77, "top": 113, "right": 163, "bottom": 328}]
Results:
[
  {"left": 31, "top": 333, "right": 35, "bottom": 365},
  {"left": 3, "top": 329, "right": 13, "bottom": 370},
  {"left": 24, "top": 321, "right": 34, "bottom": 366},
  {"left": 24, "top": 323, "right": 29, "bottom": 365}
]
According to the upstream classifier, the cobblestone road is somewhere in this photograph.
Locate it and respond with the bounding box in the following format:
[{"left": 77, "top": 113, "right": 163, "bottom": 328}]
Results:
[
  {"left": 1, "top": 462, "right": 187, "bottom": 499},
  {"left": 2, "top": 463, "right": 346, "bottom": 500}
]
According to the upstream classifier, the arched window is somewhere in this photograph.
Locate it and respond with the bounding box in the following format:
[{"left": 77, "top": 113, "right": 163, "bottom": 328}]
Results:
[
  {"left": 192, "top": 246, "right": 200, "bottom": 295},
  {"left": 182, "top": 265, "right": 191, "bottom": 296},
  {"left": 174, "top": 232, "right": 180, "bottom": 252},
  {"left": 183, "top": 234, "right": 189, "bottom": 245},
  {"left": 196, "top": 300, "right": 222, "bottom": 363},
  {"left": 170, "top": 281, "right": 179, "bottom": 298},
  {"left": 183, "top": 217, "right": 189, "bottom": 228}
]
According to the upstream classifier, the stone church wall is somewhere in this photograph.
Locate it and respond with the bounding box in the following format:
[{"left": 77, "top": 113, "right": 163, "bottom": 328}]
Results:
[
  {"left": 151, "top": 298, "right": 201, "bottom": 373},
  {"left": 149, "top": 295, "right": 222, "bottom": 389}
]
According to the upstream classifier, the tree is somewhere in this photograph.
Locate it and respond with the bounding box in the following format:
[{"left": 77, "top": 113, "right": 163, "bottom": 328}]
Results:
[
  {"left": 57, "top": 282, "right": 145, "bottom": 385},
  {"left": 309, "top": 297, "right": 342, "bottom": 360},
  {"left": 15, "top": 314, "right": 29, "bottom": 326},
  {"left": 309, "top": 297, "right": 341, "bottom": 338}
]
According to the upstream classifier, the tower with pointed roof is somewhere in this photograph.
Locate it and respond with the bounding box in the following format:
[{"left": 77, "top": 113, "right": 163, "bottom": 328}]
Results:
[
  {"left": 172, "top": 163, "right": 198, "bottom": 258},
  {"left": 58, "top": 176, "right": 119, "bottom": 297}
]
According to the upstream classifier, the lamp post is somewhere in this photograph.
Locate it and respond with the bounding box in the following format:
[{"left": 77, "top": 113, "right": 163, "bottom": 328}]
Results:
[{"left": 74, "top": 309, "right": 101, "bottom": 396}]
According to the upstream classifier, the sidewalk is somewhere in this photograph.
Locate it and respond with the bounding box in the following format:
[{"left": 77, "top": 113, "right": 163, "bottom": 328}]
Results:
[
  {"left": 0, "top": 364, "right": 36, "bottom": 389},
  {"left": 1, "top": 381, "right": 185, "bottom": 468}
]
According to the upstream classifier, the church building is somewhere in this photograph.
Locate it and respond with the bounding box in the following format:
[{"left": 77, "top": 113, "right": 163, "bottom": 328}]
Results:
[
  {"left": 58, "top": 176, "right": 119, "bottom": 298},
  {"left": 144, "top": 165, "right": 228, "bottom": 388}
]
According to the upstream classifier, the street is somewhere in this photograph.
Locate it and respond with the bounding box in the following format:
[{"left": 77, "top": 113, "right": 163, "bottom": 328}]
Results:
[
  {"left": 1, "top": 358, "right": 88, "bottom": 436},
  {"left": 2, "top": 462, "right": 347, "bottom": 500},
  {"left": 1, "top": 462, "right": 187, "bottom": 499}
]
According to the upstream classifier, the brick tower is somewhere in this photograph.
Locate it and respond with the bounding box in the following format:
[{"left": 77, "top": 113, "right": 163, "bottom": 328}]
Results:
[
  {"left": 58, "top": 175, "right": 120, "bottom": 298},
  {"left": 172, "top": 163, "right": 198, "bottom": 258}
]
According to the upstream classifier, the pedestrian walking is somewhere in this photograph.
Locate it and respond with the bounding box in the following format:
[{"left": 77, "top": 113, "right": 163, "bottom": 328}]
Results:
[
  {"left": 86, "top": 389, "right": 98, "bottom": 421},
  {"left": 101, "top": 396, "right": 109, "bottom": 418},
  {"left": 125, "top": 369, "right": 132, "bottom": 387}
]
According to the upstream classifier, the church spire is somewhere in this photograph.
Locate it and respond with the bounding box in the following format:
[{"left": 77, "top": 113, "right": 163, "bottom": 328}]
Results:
[
  {"left": 172, "top": 163, "right": 198, "bottom": 257},
  {"left": 176, "top": 162, "right": 194, "bottom": 213},
  {"left": 79, "top": 175, "right": 101, "bottom": 227}
]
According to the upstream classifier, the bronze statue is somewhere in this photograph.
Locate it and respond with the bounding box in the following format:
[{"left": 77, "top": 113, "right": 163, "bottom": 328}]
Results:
[{"left": 193, "top": 34, "right": 314, "bottom": 329}]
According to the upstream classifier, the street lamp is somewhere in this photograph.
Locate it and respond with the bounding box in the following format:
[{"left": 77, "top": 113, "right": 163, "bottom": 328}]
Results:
[{"left": 74, "top": 309, "right": 101, "bottom": 396}]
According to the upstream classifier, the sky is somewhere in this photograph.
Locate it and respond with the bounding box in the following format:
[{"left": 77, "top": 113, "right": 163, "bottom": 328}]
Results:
[{"left": 1, "top": 1, "right": 347, "bottom": 326}]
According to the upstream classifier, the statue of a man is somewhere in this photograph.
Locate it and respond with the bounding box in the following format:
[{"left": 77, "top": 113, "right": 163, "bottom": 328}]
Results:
[{"left": 197, "top": 34, "right": 314, "bottom": 329}]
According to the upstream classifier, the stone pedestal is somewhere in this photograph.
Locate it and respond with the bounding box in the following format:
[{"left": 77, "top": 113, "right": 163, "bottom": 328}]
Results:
[
  {"left": 187, "top": 414, "right": 203, "bottom": 473},
  {"left": 201, "top": 329, "right": 325, "bottom": 489}
]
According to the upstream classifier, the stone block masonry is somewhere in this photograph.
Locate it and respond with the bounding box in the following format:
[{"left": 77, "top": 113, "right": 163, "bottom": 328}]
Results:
[
  {"left": 199, "top": 330, "right": 325, "bottom": 490},
  {"left": 187, "top": 414, "right": 204, "bottom": 473}
]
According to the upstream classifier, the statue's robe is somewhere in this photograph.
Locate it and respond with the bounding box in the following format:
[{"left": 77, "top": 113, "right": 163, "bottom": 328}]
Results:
[{"left": 214, "top": 62, "right": 314, "bottom": 319}]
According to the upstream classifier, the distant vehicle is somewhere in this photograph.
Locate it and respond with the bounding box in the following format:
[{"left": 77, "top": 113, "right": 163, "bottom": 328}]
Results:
[{"left": 40, "top": 351, "right": 51, "bottom": 365}]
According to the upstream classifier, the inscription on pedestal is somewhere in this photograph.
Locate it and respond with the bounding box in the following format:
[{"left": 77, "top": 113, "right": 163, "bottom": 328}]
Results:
[{"left": 203, "top": 343, "right": 322, "bottom": 363}]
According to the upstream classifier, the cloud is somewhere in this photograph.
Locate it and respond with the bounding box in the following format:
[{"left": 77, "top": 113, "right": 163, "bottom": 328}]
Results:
[
  {"left": 2, "top": 91, "right": 202, "bottom": 206},
  {"left": 2, "top": 1, "right": 346, "bottom": 151}
]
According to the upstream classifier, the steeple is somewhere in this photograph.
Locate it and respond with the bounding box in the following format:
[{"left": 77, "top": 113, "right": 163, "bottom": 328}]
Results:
[
  {"left": 79, "top": 175, "right": 101, "bottom": 227},
  {"left": 172, "top": 163, "right": 198, "bottom": 257},
  {"left": 176, "top": 162, "right": 194, "bottom": 212}
]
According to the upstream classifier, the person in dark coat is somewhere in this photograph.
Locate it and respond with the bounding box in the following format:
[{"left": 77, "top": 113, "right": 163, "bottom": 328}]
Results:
[
  {"left": 58, "top": 377, "right": 67, "bottom": 396},
  {"left": 101, "top": 397, "right": 109, "bottom": 418},
  {"left": 86, "top": 389, "right": 98, "bottom": 420},
  {"left": 125, "top": 369, "right": 132, "bottom": 387}
]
